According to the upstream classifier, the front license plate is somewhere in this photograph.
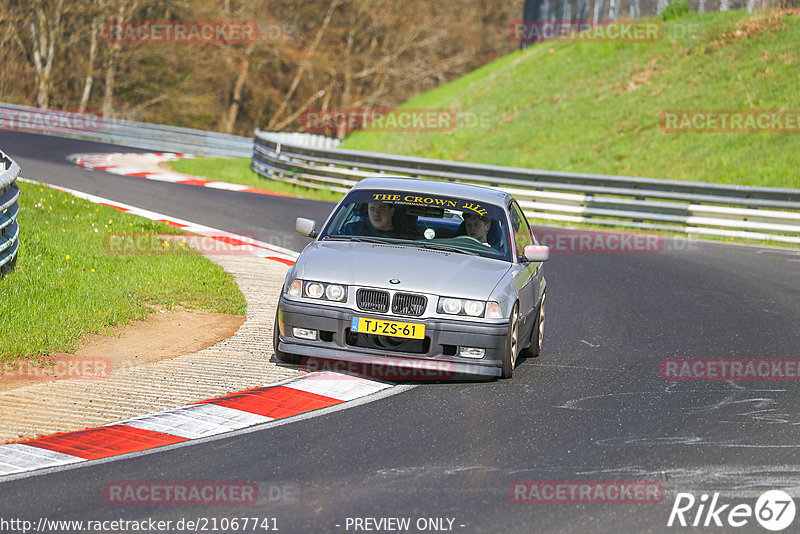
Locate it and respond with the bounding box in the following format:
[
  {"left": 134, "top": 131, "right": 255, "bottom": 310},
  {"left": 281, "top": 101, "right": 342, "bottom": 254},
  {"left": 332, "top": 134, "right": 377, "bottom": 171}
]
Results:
[{"left": 351, "top": 317, "right": 425, "bottom": 339}]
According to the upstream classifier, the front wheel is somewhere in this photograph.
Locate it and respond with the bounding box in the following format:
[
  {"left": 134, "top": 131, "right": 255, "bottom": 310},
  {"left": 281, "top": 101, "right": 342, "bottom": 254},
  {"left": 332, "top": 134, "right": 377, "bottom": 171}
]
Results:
[
  {"left": 273, "top": 311, "right": 301, "bottom": 365},
  {"left": 500, "top": 303, "right": 520, "bottom": 379},
  {"left": 523, "top": 292, "right": 545, "bottom": 358}
]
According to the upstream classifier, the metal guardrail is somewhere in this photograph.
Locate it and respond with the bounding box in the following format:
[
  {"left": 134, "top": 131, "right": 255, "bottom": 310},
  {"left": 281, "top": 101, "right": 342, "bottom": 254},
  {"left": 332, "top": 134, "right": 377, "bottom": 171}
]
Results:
[
  {"left": 0, "top": 102, "right": 339, "bottom": 157},
  {"left": 0, "top": 102, "right": 251, "bottom": 157},
  {"left": 0, "top": 150, "right": 20, "bottom": 275},
  {"left": 252, "top": 129, "right": 800, "bottom": 244},
  {"left": 256, "top": 131, "right": 341, "bottom": 151}
]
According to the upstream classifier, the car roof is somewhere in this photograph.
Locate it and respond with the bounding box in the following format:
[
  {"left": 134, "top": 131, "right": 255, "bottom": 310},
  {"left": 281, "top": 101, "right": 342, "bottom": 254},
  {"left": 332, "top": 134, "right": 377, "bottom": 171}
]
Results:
[{"left": 349, "top": 176, "right": 512, "bottom": 207}]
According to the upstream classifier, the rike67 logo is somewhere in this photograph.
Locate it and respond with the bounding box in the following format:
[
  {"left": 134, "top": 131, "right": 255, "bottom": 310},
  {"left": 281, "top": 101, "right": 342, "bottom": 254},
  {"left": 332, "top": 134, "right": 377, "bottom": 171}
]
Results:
[{"left": 668, "top": 490, "right": 796, "bottom": 531}]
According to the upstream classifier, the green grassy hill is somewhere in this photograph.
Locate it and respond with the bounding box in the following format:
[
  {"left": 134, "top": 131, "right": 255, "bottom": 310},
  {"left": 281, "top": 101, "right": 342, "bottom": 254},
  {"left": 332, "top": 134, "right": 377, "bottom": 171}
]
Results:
[{"left": 341, "top": 9, "right": 800, "bottom": 189}]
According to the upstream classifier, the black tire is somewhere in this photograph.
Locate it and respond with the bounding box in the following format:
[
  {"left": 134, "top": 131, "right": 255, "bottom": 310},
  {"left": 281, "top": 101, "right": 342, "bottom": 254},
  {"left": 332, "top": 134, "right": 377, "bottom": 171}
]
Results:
[
  {"left": 273, "top": 311, "right": 301, "bottom": 365},
  {"left": 522, "top": 292, "right": 545, "bottom": 358},
  {"left": 501, "top": 303, "right": 520, "bottom": 379}
]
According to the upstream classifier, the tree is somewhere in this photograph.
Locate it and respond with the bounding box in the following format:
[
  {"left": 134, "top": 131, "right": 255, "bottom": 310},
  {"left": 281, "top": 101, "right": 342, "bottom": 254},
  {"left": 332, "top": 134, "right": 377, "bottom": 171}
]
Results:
[
  {"left": 29, "top": 0, "right": 66, "bottom": 108},
  {"left": 609, "top": 0, "right": 620, "bottom": 19},
  {"left": 266, "top": 0, "right": 342, "bottom": 131},
  {"left": 0, "top": 0, "right": 521, "bottom": 135},
  {"left": 79, "top": 11, "right": 101, "bottom": 113},
  {"left": 593, "top": 0, "right": 606, "bottom": 25},
  {"left": 102, "top": 0, "right": 140, "bottom": 119},
  {"left": 630, "top": 0, "right": 640, "bottom": 18}
]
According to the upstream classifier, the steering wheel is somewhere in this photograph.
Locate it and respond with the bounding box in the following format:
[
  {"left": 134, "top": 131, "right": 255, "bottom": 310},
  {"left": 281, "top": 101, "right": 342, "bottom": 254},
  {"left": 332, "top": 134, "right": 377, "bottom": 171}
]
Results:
[{"left": 452, "top": 235, "right": 483, "bottom": 245}]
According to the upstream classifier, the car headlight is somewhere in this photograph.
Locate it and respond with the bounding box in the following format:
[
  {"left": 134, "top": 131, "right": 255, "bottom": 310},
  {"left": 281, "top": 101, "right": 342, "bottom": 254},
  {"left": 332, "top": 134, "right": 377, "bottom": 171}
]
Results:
[
  {"left": 324, "top": 284, "right": 346, "bottom": 302},
  {"left": 441, "top": 298, "right": 462, "bottom": 315},
  {"left": 290, "top": 280, "right": 348, "bottom": 302},
  {"left": 464, "top": 300, "right": 485, "bottom": 317},
  {"left": 438, "top": 297, "right": 491, "bottom": 318},
  {"left": 305, "top": 282, "right": 324, "bottom": 299}
]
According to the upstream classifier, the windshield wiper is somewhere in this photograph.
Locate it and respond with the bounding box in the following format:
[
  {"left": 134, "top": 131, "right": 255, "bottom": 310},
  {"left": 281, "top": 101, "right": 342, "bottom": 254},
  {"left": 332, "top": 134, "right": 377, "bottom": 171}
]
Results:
[
  {"left": 322, "top": 236, "right": 395, "bottom": 245},
  {"left": 324, "top": 236, "right": 478, "bottom": 255},
  {"left": 409, "top": 243, "right": 478, "bottom": 256}
]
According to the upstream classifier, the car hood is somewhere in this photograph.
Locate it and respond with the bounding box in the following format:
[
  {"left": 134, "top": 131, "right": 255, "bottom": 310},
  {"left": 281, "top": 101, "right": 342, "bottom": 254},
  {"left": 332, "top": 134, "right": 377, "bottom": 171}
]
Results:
[{"left": 294, "top": 241, "right": 511, "bottom": 300}]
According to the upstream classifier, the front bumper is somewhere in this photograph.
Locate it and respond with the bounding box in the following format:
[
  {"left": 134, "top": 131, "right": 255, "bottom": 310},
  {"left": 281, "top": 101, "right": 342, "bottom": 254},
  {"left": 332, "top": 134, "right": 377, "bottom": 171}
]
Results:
[{"left": 276, "top": 296, "right": 508, "bottom": 378}]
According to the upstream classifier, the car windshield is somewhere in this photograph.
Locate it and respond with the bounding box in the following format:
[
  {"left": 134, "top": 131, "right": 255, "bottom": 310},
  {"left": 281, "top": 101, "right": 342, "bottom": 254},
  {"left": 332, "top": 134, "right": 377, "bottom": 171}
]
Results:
[{"left": 319, "top": 189, "right": 511, "bottom": 261}]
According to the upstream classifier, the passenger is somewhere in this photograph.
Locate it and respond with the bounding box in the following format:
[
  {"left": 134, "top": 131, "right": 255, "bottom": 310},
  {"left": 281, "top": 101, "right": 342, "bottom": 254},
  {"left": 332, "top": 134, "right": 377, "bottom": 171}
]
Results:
[{"left": 462, "top": 212, "right": 492, "bottom": 246}]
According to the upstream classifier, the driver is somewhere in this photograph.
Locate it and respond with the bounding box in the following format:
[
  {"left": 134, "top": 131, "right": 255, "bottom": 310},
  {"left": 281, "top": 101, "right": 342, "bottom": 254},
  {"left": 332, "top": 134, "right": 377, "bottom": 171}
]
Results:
[
  {"left": 463, "top": 211, "right": 492, "bottom": 246},
  {"left": 367, "top": 202, "right": 395, "bottom": 233},
  {"left": 344, "top": 202, "right": 411, "bottom": 238}
]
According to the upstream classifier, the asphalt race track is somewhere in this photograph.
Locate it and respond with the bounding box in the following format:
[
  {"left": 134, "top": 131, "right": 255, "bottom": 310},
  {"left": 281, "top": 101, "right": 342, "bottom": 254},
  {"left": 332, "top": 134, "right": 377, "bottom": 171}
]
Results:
[{"left": 2, "top": 131, "right": 800, "bottom": 533}]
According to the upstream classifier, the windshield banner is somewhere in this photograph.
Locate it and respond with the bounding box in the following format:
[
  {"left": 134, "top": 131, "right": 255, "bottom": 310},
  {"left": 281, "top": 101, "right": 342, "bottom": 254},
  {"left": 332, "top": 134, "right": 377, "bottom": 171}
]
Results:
[{"left": 345, "top": 190, "right": 504, "bottom": 219}]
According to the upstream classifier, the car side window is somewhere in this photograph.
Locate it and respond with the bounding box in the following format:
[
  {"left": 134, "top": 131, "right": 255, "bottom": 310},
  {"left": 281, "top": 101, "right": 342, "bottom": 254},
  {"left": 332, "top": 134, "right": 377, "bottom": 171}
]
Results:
[{"left": 509, "top": 201, "right": 533, "bottom": 259}]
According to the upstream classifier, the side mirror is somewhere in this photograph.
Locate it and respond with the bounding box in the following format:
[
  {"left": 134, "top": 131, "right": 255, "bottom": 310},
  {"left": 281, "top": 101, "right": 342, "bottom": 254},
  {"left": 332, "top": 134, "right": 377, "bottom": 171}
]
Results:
[
  {"left": 523, "top": 244, "right": 549, "bottom": 262},
  {"left": 295, "top": 217, "right": 317, "bottom": 238}
]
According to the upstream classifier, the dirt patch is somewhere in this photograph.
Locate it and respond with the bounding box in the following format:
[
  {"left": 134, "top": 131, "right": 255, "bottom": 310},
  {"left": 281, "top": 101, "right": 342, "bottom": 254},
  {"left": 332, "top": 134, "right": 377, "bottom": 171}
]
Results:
[
  {"left": 0, "top": 309, "right": 245, "bottom": 392},
  {"left": 617, "top": 55, "right": 660, "bottom": 94},
  {"left": 707, "top": 9, "right": 798, "bottom": 51}
]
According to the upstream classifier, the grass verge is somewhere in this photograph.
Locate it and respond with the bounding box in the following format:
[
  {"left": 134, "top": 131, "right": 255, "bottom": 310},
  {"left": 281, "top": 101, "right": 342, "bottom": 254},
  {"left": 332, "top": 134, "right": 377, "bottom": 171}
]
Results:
[
  {"left": 341, "top": 9, "right": 800, "bottom": 189},
  {"left": 0, "top": 181, "right": 247, "bottom": 360}
]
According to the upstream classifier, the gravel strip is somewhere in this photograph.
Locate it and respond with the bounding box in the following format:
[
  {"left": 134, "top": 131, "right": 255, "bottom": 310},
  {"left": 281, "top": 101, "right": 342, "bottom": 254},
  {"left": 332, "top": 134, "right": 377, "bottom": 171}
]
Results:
[{"left": 0, "top": 253, "right": 301, "bottom": 443}]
